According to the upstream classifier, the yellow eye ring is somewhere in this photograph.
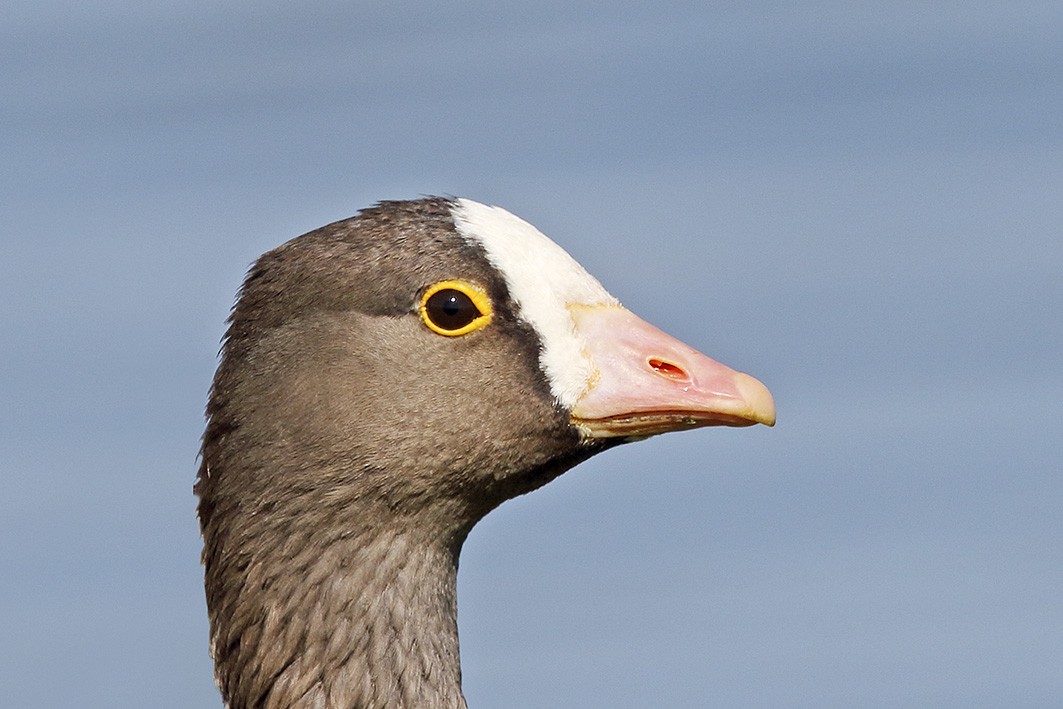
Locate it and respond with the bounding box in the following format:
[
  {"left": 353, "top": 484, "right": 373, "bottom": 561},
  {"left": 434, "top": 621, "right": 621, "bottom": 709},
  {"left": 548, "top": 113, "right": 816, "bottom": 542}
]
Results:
[{"left": 419, "top": 280, "right": 494, "bottom": 336}]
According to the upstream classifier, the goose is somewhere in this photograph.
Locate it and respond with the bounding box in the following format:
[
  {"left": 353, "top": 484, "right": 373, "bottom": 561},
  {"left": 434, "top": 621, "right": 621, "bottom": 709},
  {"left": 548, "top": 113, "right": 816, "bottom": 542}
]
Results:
[{"left": 197, "top": 196, "right": 775, "bottom": 708}]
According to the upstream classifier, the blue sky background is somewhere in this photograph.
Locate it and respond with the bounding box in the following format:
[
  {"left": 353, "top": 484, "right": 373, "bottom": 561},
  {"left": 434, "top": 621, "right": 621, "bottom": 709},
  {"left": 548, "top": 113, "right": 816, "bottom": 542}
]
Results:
[{"left": 3, "top": 2, "right": 1061, "bottom": 706}]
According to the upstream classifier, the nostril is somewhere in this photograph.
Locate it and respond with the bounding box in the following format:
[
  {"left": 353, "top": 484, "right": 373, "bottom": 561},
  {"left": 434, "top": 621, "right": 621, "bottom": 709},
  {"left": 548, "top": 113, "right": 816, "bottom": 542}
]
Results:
[{"left": 648, "top": 358, "right": 689, "bottom": 381}]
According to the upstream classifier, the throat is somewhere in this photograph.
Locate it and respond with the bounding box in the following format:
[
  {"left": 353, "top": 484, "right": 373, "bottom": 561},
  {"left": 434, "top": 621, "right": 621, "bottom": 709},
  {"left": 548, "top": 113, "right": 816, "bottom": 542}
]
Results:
[{"left": 208, "top": 527, "right": 468, "bottom": 709}]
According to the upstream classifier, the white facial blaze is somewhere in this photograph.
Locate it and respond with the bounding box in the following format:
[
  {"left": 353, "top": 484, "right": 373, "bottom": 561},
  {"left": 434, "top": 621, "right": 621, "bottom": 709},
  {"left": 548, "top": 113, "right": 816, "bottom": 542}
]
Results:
[{"left": 451, "top": 198, "right": 620, "bottom": 407}]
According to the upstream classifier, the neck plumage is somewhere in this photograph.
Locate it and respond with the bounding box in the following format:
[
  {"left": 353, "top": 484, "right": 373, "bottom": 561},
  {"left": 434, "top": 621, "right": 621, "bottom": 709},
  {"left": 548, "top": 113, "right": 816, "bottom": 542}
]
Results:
[{"left": 206, "top": 521, "right": 469, "bottom": 709}]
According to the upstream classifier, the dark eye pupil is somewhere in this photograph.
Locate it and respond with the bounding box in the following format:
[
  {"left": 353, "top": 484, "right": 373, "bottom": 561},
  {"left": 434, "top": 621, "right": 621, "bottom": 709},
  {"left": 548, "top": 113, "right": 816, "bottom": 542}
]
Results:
[{"left": 425, "top": 289, "right": 482, "bottom": 331}]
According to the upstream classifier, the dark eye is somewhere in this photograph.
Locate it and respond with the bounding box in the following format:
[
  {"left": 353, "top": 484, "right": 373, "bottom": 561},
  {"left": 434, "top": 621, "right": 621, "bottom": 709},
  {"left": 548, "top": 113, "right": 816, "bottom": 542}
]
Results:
[
  {"left": 420, "top": 280, "right": 493, "bottom": 336},
  {"left": 426, "top": 288, "right": 480, "bottom": 330}
]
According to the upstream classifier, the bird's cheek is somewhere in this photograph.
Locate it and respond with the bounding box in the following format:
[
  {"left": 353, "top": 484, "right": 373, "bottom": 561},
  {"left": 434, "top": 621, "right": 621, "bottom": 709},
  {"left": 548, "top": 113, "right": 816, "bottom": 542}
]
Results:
[{"left": 567, "top": 305, "right": 775, "bottom": 439}]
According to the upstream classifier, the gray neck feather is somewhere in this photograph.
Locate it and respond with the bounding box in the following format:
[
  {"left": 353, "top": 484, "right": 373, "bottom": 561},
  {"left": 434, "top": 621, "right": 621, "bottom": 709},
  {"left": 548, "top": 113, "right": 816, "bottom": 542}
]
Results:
[{"left": 210, "top": 518, "right": 469, "bottom": 709}]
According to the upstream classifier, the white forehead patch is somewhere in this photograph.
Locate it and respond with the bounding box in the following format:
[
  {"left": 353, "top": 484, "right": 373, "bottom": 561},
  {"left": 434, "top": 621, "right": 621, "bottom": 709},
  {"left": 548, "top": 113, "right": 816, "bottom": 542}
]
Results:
[{"left": 451, "top": 198, "right": 620, "bottom": 407}]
